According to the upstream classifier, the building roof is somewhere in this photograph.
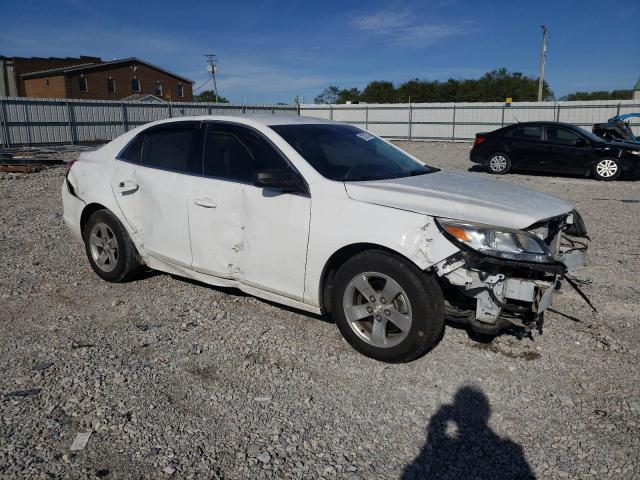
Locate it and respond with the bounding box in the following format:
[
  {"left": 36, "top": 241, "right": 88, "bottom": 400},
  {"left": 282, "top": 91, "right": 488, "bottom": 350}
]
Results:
[
  {"left": 123, "top": 94, "right": 166, "bottom": 102},
  {"left": 20, "top": 57, "right": 194, "bottom": 83}
]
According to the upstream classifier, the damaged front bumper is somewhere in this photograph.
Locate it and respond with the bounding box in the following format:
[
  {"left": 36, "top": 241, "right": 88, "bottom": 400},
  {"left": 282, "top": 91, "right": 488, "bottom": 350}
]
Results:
[{"left": 434, "top": 217, "right": 588, "bottom": 335}]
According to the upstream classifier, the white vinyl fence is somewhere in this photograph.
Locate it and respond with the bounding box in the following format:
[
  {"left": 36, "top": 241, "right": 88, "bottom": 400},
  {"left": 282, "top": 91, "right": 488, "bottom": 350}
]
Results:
[
  {"left": 1, "top": 96, "right": 639, "bottom": 146},
  {"left": 300, "top": 100, "right": 640, "bottom": 141},
  {"left": 0, "top": 96, "right": 298, "bottom": 147}
]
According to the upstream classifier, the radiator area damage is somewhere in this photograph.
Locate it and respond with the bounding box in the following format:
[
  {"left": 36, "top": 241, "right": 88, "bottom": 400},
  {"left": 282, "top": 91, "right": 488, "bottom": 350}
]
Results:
[{"left": 433, "top": 213, "right": 590, "bottom": 336}]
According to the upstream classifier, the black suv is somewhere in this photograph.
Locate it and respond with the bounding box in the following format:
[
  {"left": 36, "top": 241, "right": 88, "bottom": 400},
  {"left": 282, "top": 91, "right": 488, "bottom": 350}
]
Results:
[{"left": 470, "top": 121, "right": 640, "bottom": 180}]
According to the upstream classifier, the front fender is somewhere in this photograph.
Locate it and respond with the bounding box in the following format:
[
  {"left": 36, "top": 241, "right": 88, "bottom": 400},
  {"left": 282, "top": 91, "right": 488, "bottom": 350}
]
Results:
[{"left": 303, "top": 183, "right": 459, "bottom": 307}]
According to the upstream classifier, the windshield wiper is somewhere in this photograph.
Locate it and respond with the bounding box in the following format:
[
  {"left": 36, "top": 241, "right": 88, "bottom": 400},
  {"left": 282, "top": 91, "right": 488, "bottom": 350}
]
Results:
[{"left": 408, "top": 168, "right": 438, "bottom": 176}]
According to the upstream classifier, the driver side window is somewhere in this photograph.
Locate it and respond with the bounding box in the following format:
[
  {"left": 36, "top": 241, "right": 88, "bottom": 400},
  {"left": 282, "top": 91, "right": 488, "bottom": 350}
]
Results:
[{"left": 203, "top": 124, "right": 289, "bottom": 183}]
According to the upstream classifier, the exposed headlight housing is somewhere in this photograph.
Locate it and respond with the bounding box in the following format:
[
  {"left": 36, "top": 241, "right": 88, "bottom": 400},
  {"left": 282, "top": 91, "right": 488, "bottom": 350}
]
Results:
[{"left": 436, "top": 218, "right": 554, "bottom": 264}]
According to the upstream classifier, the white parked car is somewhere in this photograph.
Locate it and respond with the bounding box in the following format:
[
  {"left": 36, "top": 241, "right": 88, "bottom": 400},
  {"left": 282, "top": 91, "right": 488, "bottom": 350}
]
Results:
[{"left": 63, "top": 116, "right": 588, "bottom": 362}]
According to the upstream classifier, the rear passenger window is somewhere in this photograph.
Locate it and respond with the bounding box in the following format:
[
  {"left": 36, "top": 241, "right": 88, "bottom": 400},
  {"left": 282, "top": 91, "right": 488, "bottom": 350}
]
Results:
[
  {"left": 141, "top": 127, "right": 202, "bottom": 174},
  {"left": 118, "top": 135, "right": 143, "bottom": 163},
  {"left": 510, "top": 126, "right": 542, "bottom": 140},
  {"left": 203, "top": 124, "right": 289, "bottom": 183}
]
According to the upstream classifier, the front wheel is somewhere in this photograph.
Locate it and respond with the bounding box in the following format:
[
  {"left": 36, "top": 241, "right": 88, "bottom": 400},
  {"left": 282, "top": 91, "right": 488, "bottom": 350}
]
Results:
[
  {"left": 331, "top": 250, "right": 444, "bottom": 363},
  {"left": 487, "top": 152, "right": 512, "bottom": 174},
  {"left": 592, "top": 158, "right": 621, "bottom": 181}
]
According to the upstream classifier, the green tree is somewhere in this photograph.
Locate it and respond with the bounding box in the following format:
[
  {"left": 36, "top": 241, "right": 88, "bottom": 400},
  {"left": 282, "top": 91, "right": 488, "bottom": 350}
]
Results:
[
  {"left": 563, "top": 90, "right": 632, "bottom": 101},
  {"left": 315, "top": 68, "right": 554, "bottom": 104},
  {"left": 360, "top": 81, "right": 396, "bottom": 103},
  {"left": 337, "top": 87, "right": 362, "bottom": 103},
  {"left": 314, "top": 86, "right": 340, "bottom": 104},
  {"left": 195, "top": 90, "right": 229, "bottom": 103}
]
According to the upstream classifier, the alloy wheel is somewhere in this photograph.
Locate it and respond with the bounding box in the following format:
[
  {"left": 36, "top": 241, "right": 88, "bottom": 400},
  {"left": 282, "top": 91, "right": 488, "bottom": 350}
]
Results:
[
  {"left": 596, "top": 159, "right": 618, "bottom": 178},
  {"left": 489, "top": 155, "right": 507, "bottom": 172},
  {"left": 88, "top": 222, "right": 119, "bottom": 272},
  {"left": 342, "top": 272, "right": 413, "bottom": 348}
]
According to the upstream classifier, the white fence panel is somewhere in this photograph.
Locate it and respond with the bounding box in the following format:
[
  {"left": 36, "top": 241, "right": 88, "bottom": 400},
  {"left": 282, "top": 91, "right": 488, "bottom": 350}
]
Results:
[
  {"left": 1, "top": 97, "right": 638, "bottom": 146},
  {"left": 300, "top": 99, "right": 640, "bottom": 141},
  {"left": 0, "top": 96, "right": 298, "bottom": 146}
]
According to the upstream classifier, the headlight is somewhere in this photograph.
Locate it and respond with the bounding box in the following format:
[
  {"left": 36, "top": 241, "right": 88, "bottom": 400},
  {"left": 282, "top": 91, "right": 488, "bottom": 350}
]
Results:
[
  {"left": 630, "top": 150, "right": 640, "bottom": 156},
  {"left": 436, "top": 218, "right": 553, "bottom": 263}
]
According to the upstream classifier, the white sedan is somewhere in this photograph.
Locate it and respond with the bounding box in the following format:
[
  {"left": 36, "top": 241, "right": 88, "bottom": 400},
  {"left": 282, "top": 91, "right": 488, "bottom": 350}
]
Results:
[{"left": 63, "top": 115, "right": 588, "bottom": 362}]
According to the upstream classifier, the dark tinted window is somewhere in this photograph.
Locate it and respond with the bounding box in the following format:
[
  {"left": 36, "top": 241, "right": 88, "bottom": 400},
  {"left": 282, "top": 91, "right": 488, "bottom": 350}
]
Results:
[
  {"left": 203, "top": 124, "right": 289, "bottom": 182},
  {"left": 131, "top": 78, "right": 141, "bottom": 93},
  {"left": 510, "top": 125, "right": 542, "bottom": 140},
  {"left": 546, "top": 126, "right": 581, "bottom": 145},
  {"left": 118, "top": 135, "right": 143, "bottom": 163},
  {"left": 107, "top": 78, "right": 115, "bottom": 94},
  {"left": 141, "top": 127, "right": 201, "bottom": 174},
  {"left": 79, "top": 76, "right": 87, "bottom": 92},
  {"left": 272, "top": 124, "right": 434, "bottom": 181}
]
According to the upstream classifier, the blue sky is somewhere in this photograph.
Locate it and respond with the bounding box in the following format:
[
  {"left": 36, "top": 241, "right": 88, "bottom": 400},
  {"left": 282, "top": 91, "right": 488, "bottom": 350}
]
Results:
[{"left": 1, "top": 0, "right": 638, "bottom": 103}]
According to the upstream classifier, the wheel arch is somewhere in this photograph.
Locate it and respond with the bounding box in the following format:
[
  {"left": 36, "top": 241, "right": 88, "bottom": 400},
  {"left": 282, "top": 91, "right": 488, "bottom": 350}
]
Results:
[
  {"left": 318, "top": 242, "right": 423, "bottom": 315},
  {"left": 80, "top": 203, "right": 110, "bottom": 236}
]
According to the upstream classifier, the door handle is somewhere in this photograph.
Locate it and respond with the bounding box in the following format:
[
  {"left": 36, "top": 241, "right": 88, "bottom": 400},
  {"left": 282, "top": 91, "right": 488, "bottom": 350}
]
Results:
[
  {"left": 193, "top": 197, "right": 217, "bottom": 208},
  {"left": 115, "top": 180, "right": 139, "bottom": 194}
]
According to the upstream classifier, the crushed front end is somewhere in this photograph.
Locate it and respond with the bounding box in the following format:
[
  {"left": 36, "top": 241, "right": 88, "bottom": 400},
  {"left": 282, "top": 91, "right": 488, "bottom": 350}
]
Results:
[{"left": 433, "top": 212, "right": 589, "bottom": 336}]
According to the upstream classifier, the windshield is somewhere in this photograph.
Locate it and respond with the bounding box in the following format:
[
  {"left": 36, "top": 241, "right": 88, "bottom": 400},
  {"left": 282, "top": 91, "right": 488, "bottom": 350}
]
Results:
[
  {"left": 271, "top": 123, "right": 436, "bottom": 181},
  {"left": 574, "top": 125, "right": 606, "bottom": 143}
]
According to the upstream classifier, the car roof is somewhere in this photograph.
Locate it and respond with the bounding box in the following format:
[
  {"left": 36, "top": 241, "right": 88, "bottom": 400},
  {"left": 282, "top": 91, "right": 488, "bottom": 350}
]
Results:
[
  {"left": 140, "top": 114, "right": 340, "bottom": 127},
  {"left": 506, "top": 121, "right": 577, "bottom": 128}
]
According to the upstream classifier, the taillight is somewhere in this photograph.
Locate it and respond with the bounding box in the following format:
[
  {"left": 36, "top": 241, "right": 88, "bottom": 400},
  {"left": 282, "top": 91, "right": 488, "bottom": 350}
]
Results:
[{"left": 474, "top": 136, "right": 486, "bottom": 145}]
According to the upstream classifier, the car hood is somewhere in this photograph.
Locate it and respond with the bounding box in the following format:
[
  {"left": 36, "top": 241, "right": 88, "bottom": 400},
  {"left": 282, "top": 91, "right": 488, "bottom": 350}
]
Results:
[
  {"left": 596, "top": 140, "right": 640, "bottom": 149},
  {"left": 344, "top": 171, "right": 573, "bottom": 229}
]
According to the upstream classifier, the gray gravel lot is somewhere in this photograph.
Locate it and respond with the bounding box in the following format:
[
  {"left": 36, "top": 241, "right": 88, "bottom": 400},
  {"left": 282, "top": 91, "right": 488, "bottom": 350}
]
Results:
[{"left": 1, "top": 141, "right": 639, "bottom": 479}]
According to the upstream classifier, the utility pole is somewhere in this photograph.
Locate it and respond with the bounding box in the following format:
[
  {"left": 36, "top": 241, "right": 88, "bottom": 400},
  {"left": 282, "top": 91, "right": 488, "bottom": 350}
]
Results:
[
  {"left": 205, "top": 54, "right": 219, "bottom": 103},
  {"left": 537, "top": 25, "right": 549, "bottom": 102}
]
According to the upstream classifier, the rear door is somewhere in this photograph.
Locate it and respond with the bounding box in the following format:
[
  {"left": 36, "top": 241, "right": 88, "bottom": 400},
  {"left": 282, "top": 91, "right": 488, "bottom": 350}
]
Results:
[
  {"left": 504, "top": 124, "right": 545, "bottom": 170},
  {"left": 111, "top": 122, "right": 202, "bottom": 267},
  {"left": 543, "top": 125, "right": 591, "bottom": 174}
]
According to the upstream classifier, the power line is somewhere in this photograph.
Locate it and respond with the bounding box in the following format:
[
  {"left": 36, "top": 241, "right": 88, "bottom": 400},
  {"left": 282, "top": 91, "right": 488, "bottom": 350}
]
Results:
[
  {"left": 193, "top": 76, "right": 212, "bottom": 91},
  {"left": 537, "top": 25, "right": 549, "bottom": 102}
]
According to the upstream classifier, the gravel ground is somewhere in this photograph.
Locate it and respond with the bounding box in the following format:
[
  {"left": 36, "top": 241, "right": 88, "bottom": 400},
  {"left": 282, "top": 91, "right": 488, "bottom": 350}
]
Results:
[{"left": 1, "top": 142, "right": 639, "bottom": 479}]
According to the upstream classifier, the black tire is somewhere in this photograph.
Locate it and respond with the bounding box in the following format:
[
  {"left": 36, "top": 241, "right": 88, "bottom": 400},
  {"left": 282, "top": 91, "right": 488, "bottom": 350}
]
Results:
[
  {"left": 331, "top": 250, "right": 444, "bottom": 363},
  {"left": 592, "top": 158, "right": 621, "bottom": 181},
  {"left": 486, "top": 152, "right": 512, "bottom": 175},
  {"left": 83, "top": 209, "right": 144, "bottom": 282}
]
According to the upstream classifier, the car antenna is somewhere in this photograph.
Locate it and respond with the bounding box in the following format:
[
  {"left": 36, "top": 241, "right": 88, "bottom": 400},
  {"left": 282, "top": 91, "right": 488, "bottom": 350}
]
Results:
[{"left": 514, "top": 116, "right": 520, "bottom": 123}]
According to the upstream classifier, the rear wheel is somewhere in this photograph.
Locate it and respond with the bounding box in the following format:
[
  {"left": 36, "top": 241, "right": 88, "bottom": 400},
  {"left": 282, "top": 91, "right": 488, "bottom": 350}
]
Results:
[
  {"left": 592, "top": 158, "right": 621, "bottom": 181},
  {"left": 331, "top": 250, "right": 444, "bottom": 363},
  {"left": 487, "top": 152, "right": 511, "bottom": 175},
  {"left": 83, "top": 209, "right": 143, "bottom": 282}
]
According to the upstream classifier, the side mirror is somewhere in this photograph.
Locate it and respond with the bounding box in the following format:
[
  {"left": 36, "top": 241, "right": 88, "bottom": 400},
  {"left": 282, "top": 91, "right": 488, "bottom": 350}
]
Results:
[
  {"left": 575, "top": 137, "right": 588, "bottom": 147},
  {"left": 253, "top": 169, "right": 306, "bottom": 193}
]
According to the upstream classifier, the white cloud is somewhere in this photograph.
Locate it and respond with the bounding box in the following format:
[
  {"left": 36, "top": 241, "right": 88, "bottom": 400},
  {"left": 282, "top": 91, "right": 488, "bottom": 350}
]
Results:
[{"left": 352, "top": 8, "right": 471, "bottom": 47}]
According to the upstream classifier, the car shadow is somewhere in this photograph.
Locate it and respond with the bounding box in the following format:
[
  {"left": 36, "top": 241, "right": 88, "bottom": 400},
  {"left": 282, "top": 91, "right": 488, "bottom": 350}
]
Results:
[
  {"left": 400, "top": 386, "right": 535, "bottom": 479},
  {"left": 467, "top": 165, "right": 587, "bottom": 179},
  {"left": 467, "top": 165, "right": 637, "bottom": 181},
  {"left": 167, "top": 274, "right": 334, "bottom": 324}
]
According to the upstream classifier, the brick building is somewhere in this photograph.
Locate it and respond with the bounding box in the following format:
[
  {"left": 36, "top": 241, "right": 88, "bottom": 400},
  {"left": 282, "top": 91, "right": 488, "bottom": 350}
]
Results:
[{"left": 0, "top": 56, "right": 194, "bottom": 101}]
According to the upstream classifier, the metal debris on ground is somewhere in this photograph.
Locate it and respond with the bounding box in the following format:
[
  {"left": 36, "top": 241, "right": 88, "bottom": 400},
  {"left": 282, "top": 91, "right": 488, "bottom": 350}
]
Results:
[
  {"left": 5, "top": 388, "right": 42, "bottom": 397},
  {"left": 70, "top": 432, "right": 92, "bottom": 451}
]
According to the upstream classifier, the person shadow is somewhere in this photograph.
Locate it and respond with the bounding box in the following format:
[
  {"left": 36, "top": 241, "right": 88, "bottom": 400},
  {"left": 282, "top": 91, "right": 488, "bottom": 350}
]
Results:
[{"left": 401, "top": 386, "right": 535, "bottom": 479}]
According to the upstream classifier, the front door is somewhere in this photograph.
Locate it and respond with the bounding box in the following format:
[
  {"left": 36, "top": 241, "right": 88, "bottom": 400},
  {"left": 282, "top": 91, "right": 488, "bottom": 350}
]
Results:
[{"left": 188, "top": 122, "right": 311, "bottom": 300}]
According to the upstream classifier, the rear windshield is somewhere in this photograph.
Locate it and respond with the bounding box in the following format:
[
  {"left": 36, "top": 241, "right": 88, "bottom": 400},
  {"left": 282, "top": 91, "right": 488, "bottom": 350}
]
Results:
[{"left": 271, "top": 123, "right": 436, "bottom": 181}]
